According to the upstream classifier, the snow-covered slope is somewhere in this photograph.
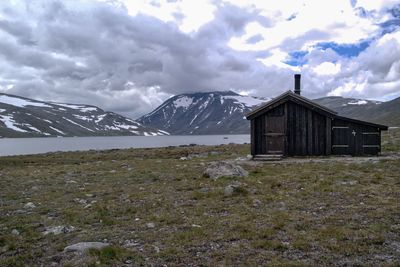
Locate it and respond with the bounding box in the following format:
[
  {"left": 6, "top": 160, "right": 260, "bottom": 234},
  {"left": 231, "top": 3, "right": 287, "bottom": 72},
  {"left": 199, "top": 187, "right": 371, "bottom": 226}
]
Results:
[
  {"left": 138, "top": 91, "right": 268, "bottom": 134},
  {"left": 0, "top": 93, "right": 169, "bottom": 138}
]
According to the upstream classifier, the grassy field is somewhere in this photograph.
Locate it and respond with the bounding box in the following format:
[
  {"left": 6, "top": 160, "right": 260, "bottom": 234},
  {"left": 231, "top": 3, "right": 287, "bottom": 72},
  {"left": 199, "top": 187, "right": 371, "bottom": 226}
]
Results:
[{"left": 0, "top": 129, "right": 399, "bottom": 266}]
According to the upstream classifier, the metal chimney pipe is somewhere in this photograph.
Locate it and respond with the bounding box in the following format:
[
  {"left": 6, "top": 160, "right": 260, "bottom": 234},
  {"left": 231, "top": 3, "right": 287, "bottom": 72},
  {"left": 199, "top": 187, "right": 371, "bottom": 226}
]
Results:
[{"left": 294, "top": 74, "right": 301, "bottom": 95}]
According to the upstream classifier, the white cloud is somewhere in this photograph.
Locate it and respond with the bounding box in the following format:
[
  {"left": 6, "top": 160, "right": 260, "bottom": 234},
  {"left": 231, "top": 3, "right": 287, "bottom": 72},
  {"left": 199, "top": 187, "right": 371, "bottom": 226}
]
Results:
[
  {"left": 313, "top": 62, "right": 341, "bottom": 76},
  {"left": 0, "top": 0, "right": 398, "bottom": 119},
  {"left": 228, "top": 0, "right": 382, "bottom": 53},
  {"left": 328, "top": 81, "right": 366, "bottom": 96},
  {"left": 119, "top": 0, "right": 216, "bottom": 33}
]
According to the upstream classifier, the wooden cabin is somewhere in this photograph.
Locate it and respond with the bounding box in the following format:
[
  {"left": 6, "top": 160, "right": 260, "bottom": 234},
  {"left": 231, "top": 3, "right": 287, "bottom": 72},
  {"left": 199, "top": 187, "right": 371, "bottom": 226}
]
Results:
[{"left": 246, "top": 74, "right": 388, "bottom": 158}]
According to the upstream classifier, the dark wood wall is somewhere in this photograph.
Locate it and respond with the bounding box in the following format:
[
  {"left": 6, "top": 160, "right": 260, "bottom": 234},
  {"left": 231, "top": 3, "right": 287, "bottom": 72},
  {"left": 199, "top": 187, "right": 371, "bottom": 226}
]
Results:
[
  {"left": 251, "top": 101, "right": 331, "bottom": 156},
  {"left": 286, "top": 102, "right": 329, "bottom": 156},
  {"left": 249, "top": 100, "right": 383, "bottom": 157},
  {"left": 332, "top": 118, "right": 381, "bottom": 155}
]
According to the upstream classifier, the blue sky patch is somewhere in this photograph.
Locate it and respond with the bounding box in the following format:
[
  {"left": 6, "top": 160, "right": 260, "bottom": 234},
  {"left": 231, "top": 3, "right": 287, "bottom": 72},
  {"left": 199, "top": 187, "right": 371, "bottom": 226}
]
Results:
[
  {"left": 284, "top": 50, "right": 308, "bottom": 66},
  {"left": 315, "top": 40, "right": 370, "bottom": 58},
  {"left": 380, "top": 19, "right": 400, "bottom": 35}
]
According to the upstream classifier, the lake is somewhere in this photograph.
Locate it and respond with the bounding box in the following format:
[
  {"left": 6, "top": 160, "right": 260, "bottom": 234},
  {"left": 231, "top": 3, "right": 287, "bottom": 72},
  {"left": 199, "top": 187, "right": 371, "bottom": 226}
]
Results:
[{"left": 0, "top": 135, "right": 250, "bottom": 156}]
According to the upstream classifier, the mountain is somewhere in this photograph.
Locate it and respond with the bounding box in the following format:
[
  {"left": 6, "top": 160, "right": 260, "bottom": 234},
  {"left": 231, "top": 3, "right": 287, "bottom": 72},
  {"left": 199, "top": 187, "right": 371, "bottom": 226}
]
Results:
[
  {"left": 0, "top": 93, "right": 169, "bottom": 138},
  {"left": 138, "top": 91, "right": 268, "bottom": 134},
  {"left": 138, "top": 91, "right": 400, "bottom": 135},
  {"left": 313, "top": 96, "right": 400, "bottom": 126}
]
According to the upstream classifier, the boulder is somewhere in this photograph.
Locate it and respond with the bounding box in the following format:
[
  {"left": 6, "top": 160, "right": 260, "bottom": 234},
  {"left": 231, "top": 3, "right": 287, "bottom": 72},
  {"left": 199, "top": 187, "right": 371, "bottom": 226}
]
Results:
[
  {"left": 64, "top": 242, "right": 109, "bottom": 253},
  {"left": 203, "top": 161, "right": 248, "bottom": 180},
  {"left": 24, "top": 202, "right": 36, "bottom": 209}
]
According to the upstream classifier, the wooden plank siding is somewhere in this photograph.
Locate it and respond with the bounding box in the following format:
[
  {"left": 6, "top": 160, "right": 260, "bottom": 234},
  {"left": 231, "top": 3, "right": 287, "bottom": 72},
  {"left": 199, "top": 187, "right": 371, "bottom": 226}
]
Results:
[
  {"left": 326, "top": 117, "right": 332, "bottom": 155},
  {"left": 250, "top": 119, "right": 255, "bottom": 156},
  {"left": 248, "top": 93, "right": 386, "bottom": 157},
  {"left": 286, "top": 101, "right": 327, "bottom": 156},
  {"left": 332, "top": 118, "right": 381, "bottom": 156}
]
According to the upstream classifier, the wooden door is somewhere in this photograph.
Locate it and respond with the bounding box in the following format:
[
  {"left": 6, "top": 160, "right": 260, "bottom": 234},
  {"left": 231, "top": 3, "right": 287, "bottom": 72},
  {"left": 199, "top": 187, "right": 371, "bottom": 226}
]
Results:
[
  {"left": 332, "top": 126, "right": 350, "bottom": 155},
  {"left": 332, "top": 126, "right": 358, "bottom": 155},
  {"left": 265, "top": 116, "right": 285, "bottom": 154}
]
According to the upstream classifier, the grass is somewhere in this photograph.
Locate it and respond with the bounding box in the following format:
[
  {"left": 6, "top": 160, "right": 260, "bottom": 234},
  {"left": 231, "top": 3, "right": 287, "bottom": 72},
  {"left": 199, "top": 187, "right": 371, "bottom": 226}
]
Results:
[{"left": 0, "top": 129, "right": 399, "bottom": 266}]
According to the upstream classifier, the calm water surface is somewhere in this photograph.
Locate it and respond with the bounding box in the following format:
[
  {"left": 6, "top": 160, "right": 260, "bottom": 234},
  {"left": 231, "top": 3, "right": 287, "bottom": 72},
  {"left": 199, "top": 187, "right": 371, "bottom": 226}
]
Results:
[{"left": 0, "top": 135, "right": 250, "bottom": 156}]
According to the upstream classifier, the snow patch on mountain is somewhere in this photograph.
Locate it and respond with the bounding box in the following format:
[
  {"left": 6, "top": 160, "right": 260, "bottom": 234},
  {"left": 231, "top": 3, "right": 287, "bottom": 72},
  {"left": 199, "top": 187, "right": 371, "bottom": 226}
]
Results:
[
  {"left": 0, "top": 114, "right": 27, "bottom": 132},
  {"left": 0, "top": 95, "right": 51, "bottom": 108},
  {"left": 348, "top": 100, "right": 368, "bottom": 105},
  {"left": 49, "top": 126, "right": 65, "bottom": 135},
  {"left": 173, "top": 96, "right": 194, "bottom": 109},
  {"left": 63, "top": 117, "right": 95, "bottom": 132},
  {"left": 222, "top": 95, "right": 267, "bottom": 108}
]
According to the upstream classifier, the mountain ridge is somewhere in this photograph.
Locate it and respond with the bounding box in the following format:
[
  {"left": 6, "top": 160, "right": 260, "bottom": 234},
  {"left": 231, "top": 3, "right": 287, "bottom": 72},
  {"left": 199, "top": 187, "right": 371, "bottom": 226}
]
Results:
[
  {"left": 138, "top": 91, "right": 399, "bottom": 134},
  {"left": 0, "top": 93, "right": 168, "bottom": 138}
]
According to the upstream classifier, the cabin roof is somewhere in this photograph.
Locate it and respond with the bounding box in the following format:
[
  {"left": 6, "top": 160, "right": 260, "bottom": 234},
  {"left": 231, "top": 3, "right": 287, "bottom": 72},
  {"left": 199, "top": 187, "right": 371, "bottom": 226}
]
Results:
[
  {"left": 245, "top": 90, "right": 388, "bottom": 130},
  {"left": 245, "top": 90, "right": 337, "bottom": 120}
]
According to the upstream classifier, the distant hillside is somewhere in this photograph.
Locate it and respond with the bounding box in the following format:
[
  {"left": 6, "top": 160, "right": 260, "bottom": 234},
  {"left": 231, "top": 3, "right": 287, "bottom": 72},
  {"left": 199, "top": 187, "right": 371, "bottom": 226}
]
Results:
[
  {"left": 0, "top": 93, "right": 168, "bottom": 138},
  {"left": 313, "top": 96, "right": 400, "bottom": 126},
  {"left": 139, "top": 91, "right": 399, "bottom": 135}
]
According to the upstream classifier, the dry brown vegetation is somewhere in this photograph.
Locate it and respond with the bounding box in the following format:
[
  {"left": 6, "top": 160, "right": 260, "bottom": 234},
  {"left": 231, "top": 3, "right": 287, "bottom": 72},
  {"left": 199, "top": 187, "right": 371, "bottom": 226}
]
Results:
[{"left": 0, "top": 129, "right": 399, "bottom": 266}]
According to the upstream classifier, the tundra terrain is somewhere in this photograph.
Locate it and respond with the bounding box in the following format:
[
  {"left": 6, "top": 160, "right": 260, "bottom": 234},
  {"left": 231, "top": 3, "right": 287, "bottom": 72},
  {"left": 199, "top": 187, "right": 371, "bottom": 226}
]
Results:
[{"left": 0, "top": 129, "right": 399, "bottom": 266}]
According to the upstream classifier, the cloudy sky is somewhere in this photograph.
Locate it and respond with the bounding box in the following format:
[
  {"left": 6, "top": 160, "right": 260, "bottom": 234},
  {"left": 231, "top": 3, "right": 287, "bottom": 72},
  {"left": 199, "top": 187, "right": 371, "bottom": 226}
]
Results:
[{"left": 0, "top": 0, "right": 399, "bottom": 118}]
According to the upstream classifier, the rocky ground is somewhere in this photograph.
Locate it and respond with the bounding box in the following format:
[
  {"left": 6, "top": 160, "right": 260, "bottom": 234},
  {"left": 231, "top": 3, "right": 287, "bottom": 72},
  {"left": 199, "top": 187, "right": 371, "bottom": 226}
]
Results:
[{"left": 0, "top": 129, "right": 399, "bottom": 266}]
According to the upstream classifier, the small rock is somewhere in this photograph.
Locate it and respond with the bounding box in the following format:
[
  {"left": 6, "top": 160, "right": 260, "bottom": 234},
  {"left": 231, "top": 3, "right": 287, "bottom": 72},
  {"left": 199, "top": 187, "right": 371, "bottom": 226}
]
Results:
[
  {"left": 224, "top": 185, "right": 235, "bottom": 196},
  {"left": 31, "top": 186, "right": 40, "bottom": 191},
  {"left": 146, "top": 222, "right": 155, "bottom": 229},
  {"left": 199, "top": 187, "right": 210, "bottom": 193},
  {"left": 153, "top": 245, "right": 160, "bottom": 253},
  {"left": 64, "top": 242, "right": 109, "bottom": 253},
  {"left": 122, "top": 240, "right": 140, "bottom": 248},
  {"left": 246, "top": 154, "right": 253, "bottom": 160},
  {"left": 224, "top": 182, "right": 243, "bottom": 197},
  {"left": 11, "top": 229, "right": 20, "bottom": 235},
  {"left": 277, "top": 201, "right": 287, "bottom": 211},
  {"left": 83, "top": 204, "right": 92, "bottom": 209},
  {"left": 180, "top": 157, "right": 188, "bottom": 161},
  {"left": 253, "top": 199, "right": 262, "bottom": 207},
  {"left": 340, "top": 180, "right": 358, "bottom": 185},
  {"left": 24, "top": 202, "right": 36, "bottom": 209},
  {"left": 43, "top": 225, "right": 75, "bottom": 235},
  {"left": 85, "top": 193, "right": 94, "bottom": 198},
  {"left": 203, "top": 161, "right": 248, "bottom": 180},
  {"left": 192, "top": 224, "right": 202, "bottom": 228},
  {"left": 14, "top": 209, "right": 26, "bottom": 214},
  {"left": 74, "top": 198, "right": 88, "bottom": 205}
]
